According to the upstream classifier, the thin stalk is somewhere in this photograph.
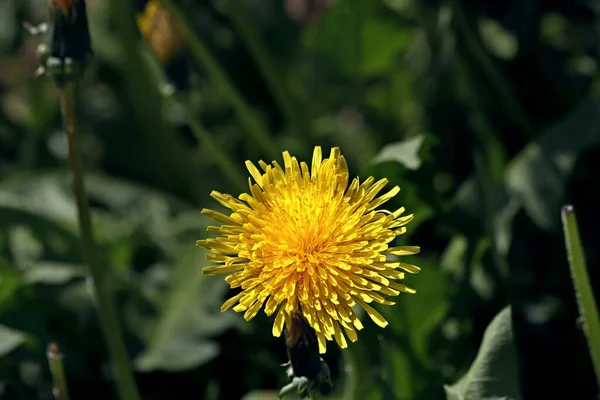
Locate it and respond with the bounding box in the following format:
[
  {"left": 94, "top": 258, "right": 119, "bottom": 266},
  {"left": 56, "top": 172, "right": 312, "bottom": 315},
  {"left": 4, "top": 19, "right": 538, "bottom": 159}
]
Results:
[
  {"left": 158, "top": 0, "right": 279, "bottom": 160},
  {"left": 561, "top": 205, "right": 600, "bottom": 386},
  {"left": 60, "top": 84, "right": 141, "bottom": 400},
  {"left": 225, "top": 0, "right": 305, "bottom": 136},
  {"left": 183, "top": 101, "right": 246, "bottom": 192},
  {"left": 47, "top": 343, "right": 69, "bottom": 400},
  {"left": 343, "top": 343, "right": 371, "bottom": 400},
  {"left": 452, "top": 0, "right": 533, "bottom": 138}
]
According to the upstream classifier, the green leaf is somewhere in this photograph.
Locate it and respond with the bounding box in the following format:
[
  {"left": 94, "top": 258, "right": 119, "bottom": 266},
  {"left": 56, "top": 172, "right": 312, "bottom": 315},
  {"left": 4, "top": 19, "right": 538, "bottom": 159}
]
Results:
[
  {"left": 240, "top": 391, "right": 280, "bottom": 400},
  {"left": 22, "top": 262, "right": 85, "bottom": 285},
  {"left": 370, "top": 135, "right": 426, "bottom": 170},
  {"left": 402, "top": 260, "right": 450, "bottom": 367},
  {"left": 444, "top": 306, "right": 521, "bottom": 400},
  {"left": 134, "top": 247, "right": 237, "bottom": 372},
  {"left": 562, "top": 206, "right": 600, "bottom": 385},
  {"left": 478, "top": 18, "right": 518, "bottom": 60},
  {"left": 0, "top": 324, "right": 27, "bottom": 357},
  {"left": 505, "top": 99, "right": 600, "bottom": 231},
  {"left": 379, "top": 258, "right": 450, "bottom": 398},
  {"left": 8, "top": 226, "right": 44, "bottom": 265},
  {"left": 454, "top": 98, "right": 600, "bottom": 263},
  {"left": 303, "top": 1, "right": 413, "bottom": 77},
  {"left": 361, "top": 19, "right": 414, "bottom": 76}
]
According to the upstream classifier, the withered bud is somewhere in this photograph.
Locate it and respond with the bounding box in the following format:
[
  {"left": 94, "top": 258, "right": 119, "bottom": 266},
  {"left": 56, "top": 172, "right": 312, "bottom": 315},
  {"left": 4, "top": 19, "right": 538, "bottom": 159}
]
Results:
[{"left": 26, "top": 0, "right": 93, "bottom": 85}]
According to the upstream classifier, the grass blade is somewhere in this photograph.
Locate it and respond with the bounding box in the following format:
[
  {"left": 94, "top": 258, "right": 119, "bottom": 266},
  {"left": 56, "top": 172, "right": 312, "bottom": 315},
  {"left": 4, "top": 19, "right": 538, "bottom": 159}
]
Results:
[
  {"left": 561, "top": 205, "right": 600, "bottom": 386},
  {"left": 47, "top": 343, "right": 70, "bottom": 400},
  {"left": 158, "top": 0, "right": 279, "bottom": 160}
]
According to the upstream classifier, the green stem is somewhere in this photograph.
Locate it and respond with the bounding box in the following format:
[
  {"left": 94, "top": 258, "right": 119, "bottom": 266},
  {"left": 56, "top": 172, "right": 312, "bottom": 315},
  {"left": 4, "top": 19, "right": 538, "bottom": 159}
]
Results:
[
  {"left": 343, "top": 343, "right": 371, "bottom": 400},
  {"left": 561, "top": 205, "right": 600, "bottom": 386},
  {"left": 158, "top": 0, "right": 279, "bottom": 161},
  {"left": 225, "top": 0, "right": 304, "bottom": 136},
  {"left": 452, "top": 0, "right": 533, "bottom": 138},
  {"left": 60, "top": 84, "right": 141, "bottom": 400},
  {"left": 183, "top": 100, "right": 246, "bottom": 192},
  {"left": 47, "top": 343, "right": 70, "bottom": 400}
]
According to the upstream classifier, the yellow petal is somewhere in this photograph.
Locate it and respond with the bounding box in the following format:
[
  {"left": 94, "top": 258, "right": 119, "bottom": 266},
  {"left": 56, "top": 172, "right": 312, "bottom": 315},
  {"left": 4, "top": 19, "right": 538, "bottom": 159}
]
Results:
[
  {"left": 273, "top": 307, "right": 286, "bottom": 337},
  {"left": 356, "top": 298, "right": 388, "bottom": 328},
  {"left": 221, "top": 292, "right": 244, "bottom": 312},
  {"left": 311, "top": 146, "right": 322, "bottom": 177},
  {"left": 317, "top": 331, "right": 327, "bottom": 354},
  {"left": 333, "top": 323, "right": 348, "bottom": 349},
  {"left": 202, "top": 264, "right": 244, "bottom": 275},
  {"left": 245, "top": 161, "right": 264, "bottom": 187},
  {"left": 386, "top": 246, "right": 420, "bottom": 256},
  {"left": 201, "top": 209, "right": 241, "bottom": 226}
]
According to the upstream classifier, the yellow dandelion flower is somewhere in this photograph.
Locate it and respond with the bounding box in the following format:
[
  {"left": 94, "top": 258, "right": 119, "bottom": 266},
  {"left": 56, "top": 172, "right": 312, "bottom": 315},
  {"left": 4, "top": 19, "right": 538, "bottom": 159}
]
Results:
[{"left": 197, "top": 147, "right": 420, "bottom": 354}]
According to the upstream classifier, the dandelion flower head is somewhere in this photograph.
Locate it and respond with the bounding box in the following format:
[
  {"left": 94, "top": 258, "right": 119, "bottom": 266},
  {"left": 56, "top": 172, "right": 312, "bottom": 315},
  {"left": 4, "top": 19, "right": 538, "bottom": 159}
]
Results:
[{"left": 197, "top": 147, "right": 420, "bottom": 354}]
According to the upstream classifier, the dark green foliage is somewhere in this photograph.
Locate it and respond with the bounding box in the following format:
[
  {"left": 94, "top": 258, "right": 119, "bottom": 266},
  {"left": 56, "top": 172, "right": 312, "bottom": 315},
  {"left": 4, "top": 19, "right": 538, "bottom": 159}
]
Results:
[{"left": 1, "top": 0, "right": 599, "bottom": 399}]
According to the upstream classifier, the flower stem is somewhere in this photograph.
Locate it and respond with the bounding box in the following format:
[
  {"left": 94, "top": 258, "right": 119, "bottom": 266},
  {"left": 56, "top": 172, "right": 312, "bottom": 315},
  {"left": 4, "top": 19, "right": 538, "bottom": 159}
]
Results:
[
  {"left": 60, "top": 83, "right": 141, "bottom": 400},
  {"left": 451, "top": 0, "right": 533, "bottom": 138},
  {"left": 343, "top": 343, "right": 370, "bottom": 400},
  {"left": 561, "top": 205, "right": 600, "bottom": 386},
  {"left": 225, "top": 0, "right": 305, "bottom": 136},
  {"left": 158, "top": 0, "right": 279, "bottom": 161},
  {"left": 183, "top": 101, "right": 246, "bottom": 192},
  {"left": 47, "top": 343, "right": 69, "bottom": 400}
]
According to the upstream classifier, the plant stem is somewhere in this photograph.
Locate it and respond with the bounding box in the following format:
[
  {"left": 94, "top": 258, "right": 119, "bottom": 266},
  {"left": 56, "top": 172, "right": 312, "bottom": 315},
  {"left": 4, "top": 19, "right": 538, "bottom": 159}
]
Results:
[
  {"left": 225, "top": 0, "right": 305, "bottom": 136},
  {"left": 158, "top": 0, "right": 279, "bottom": 161},
  {"left": 561, "top": 205, "right": 600, "bottom": 386},
  {"left": 60, "top": 83, "right": 141, "bottom": 400},
  {"left": 452, "top": 0, "right": 533, "bottom": 138},
  {"left": 47, "top": 343, "right": 70, "bottom": 400},
  {"left": 343, "top": 343, "right": 370, "bottom": 400},
  {"left": 183, "top": 101, "right": 246, "bottom": 192}
]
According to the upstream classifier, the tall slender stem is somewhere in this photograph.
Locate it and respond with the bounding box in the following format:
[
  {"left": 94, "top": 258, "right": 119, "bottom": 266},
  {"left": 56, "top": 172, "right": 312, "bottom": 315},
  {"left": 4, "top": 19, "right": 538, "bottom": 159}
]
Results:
[
  {"left": 561, "top": 205, "right": 600, "bottom": 386},
  {"left": 452, "top": 0, "right": 533, "bottom": 138},
  {"left": 226, "top": 0, "right": 305, "bottom": 137},
  {"left": 184, "top": 101, "right": 246, "bottom": 192},
  {"left": 47, "top": 343, "right": 70, "bottom": 400},
  {"left": 60, "top": 83, "right": 141, "bottom": 400},
  {"left": 158, "top": 0, "right": 279, "bottom": 161}
]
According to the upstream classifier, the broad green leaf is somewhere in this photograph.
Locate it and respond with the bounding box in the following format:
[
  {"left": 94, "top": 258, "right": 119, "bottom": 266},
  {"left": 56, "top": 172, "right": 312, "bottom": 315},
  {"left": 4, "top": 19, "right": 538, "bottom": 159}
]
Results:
[
  {"left": 0, "top": 324, "right": 26, "bottom": 358},
  {"left": 440, "top": 235, "right": 468, "bottom": 280},
  {"left": 478, "top": 18, "right": 518, "bottom": 60},
  {"left": 22, "top": 262, "right": 85, "bottom": 285},
  {"left": 134, "top": 247, "right": 237, "bottom": 372},
  {"left": 370, "top": 135, "right": 425, "bottom": 170},
  {"left": 505, "top": 99, "right": 600, "bottom": 232},
  {"left": 380, "top": 258, "right": 450, "bottom": 398},
  {"left": 454, "top": 98, "right": 600, "bottom": 263},
  {"left": 0, "top": 171, "right": 190, "bottom": 211},
  {"left": 303, "top": 1, "right": 413, "bottom": 77},
  {"left": 361, "top": 19, "right": 414, "bottom": 76},
  {"left": 8, "top": 226, "right": 43, "bottom": 265},
  {"left": 402, "top": 260, "right": 450, "bottom": 367},
  {"left": 444, "top": 306, "right": 521, "bottom": 400}
]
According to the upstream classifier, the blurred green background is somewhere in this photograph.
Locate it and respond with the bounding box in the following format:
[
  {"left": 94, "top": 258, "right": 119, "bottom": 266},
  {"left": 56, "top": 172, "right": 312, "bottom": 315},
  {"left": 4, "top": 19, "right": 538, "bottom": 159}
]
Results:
[{"left": 1, "top": 0, "right": 600, "bottom": 399}]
